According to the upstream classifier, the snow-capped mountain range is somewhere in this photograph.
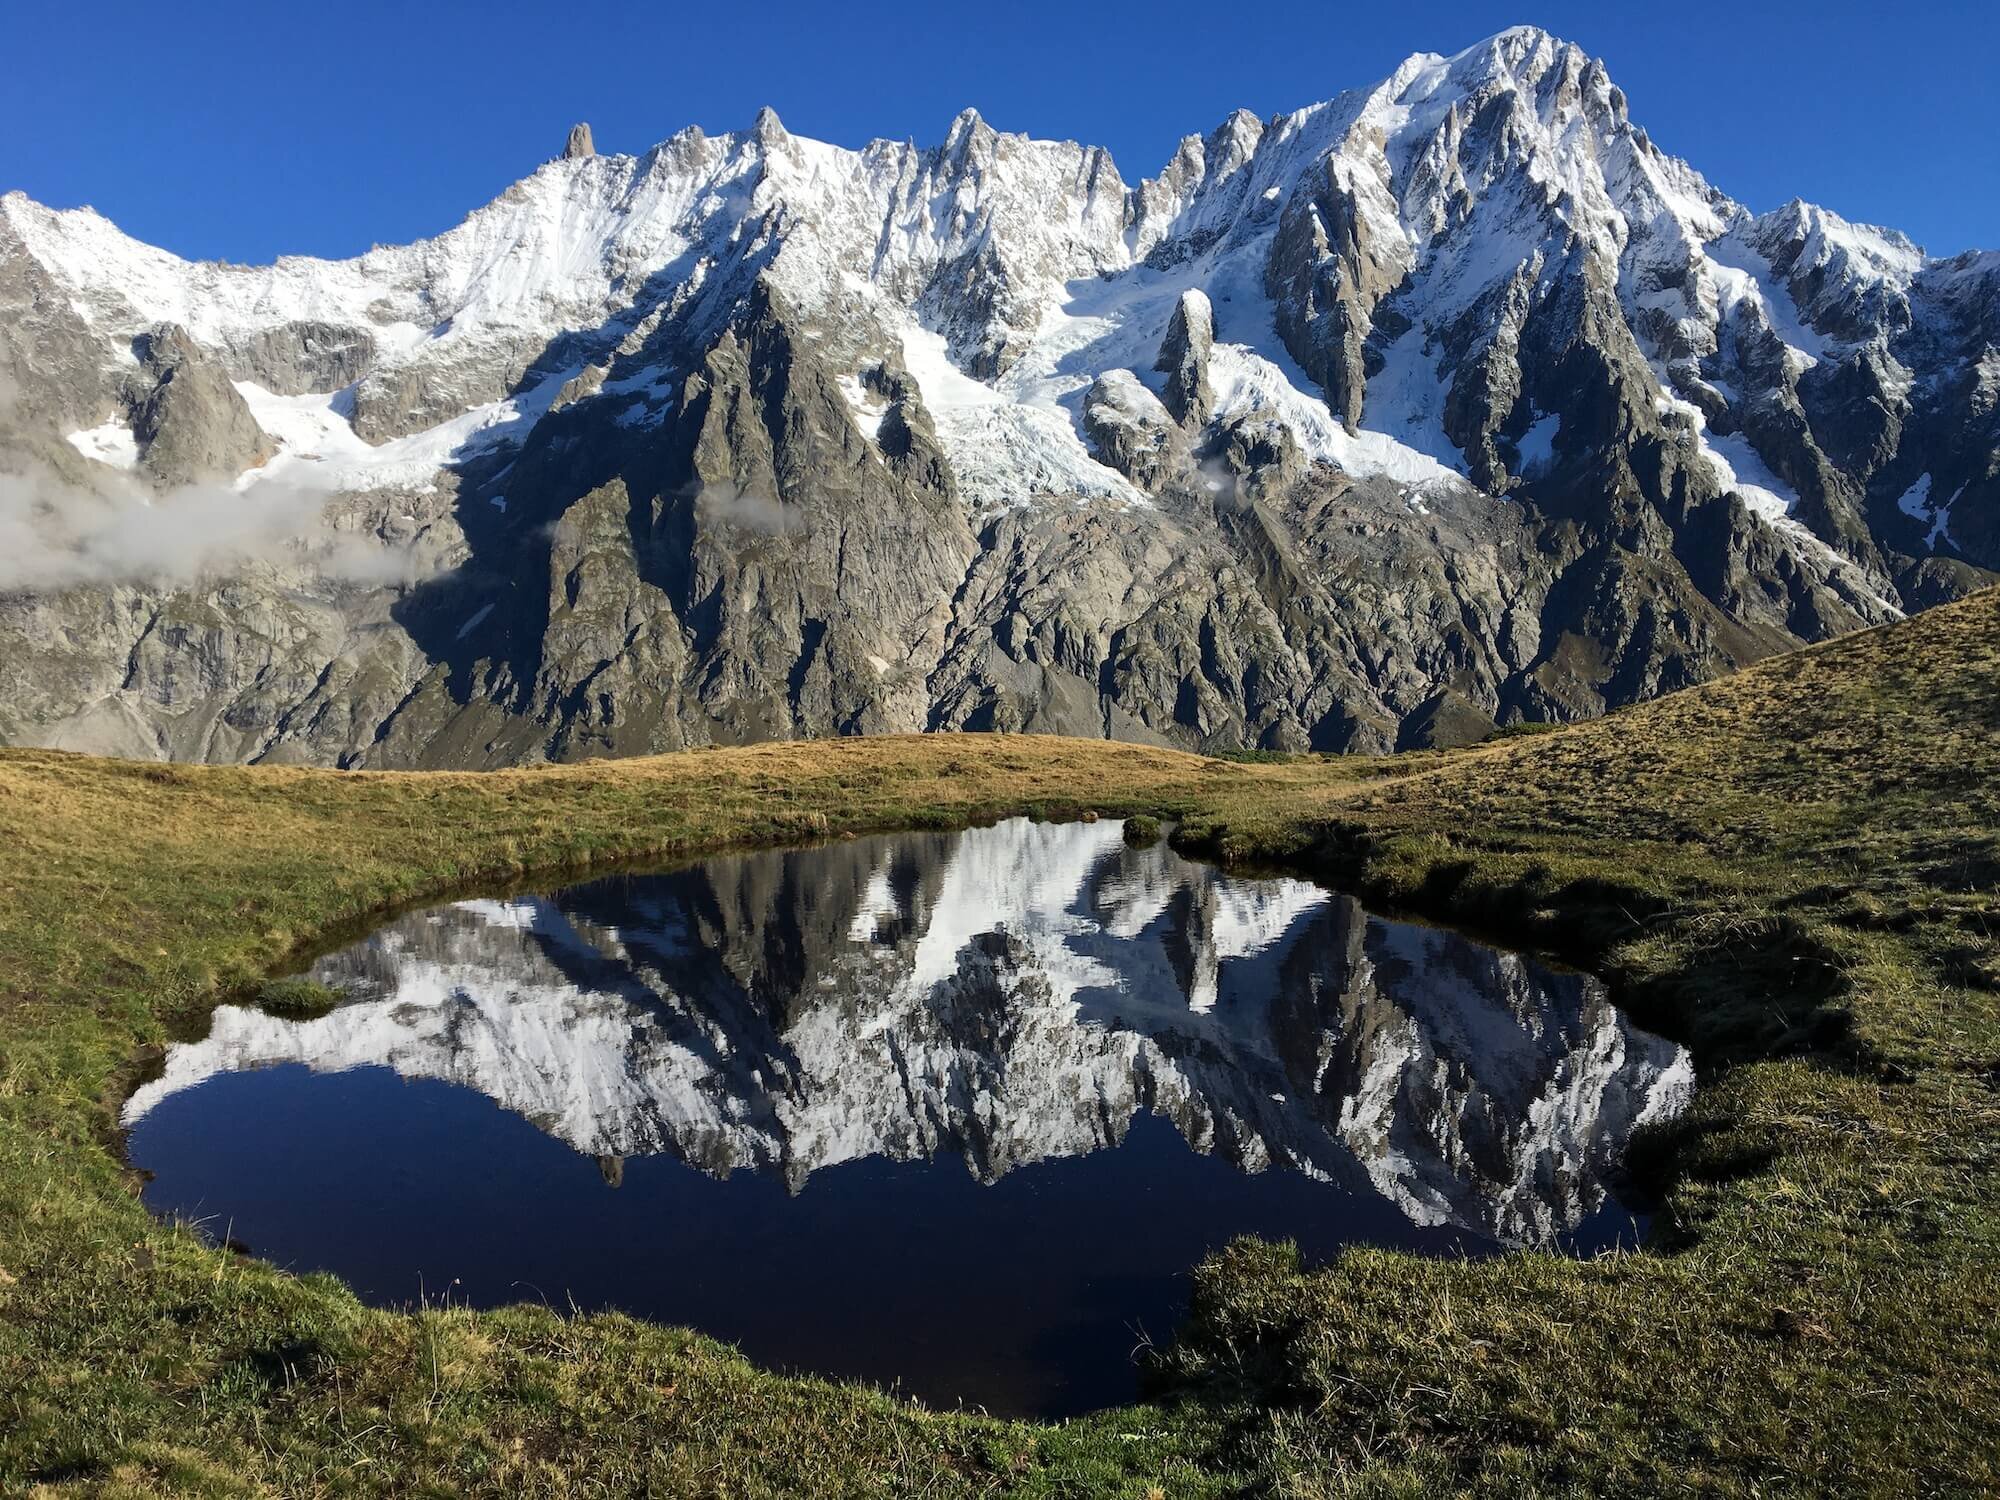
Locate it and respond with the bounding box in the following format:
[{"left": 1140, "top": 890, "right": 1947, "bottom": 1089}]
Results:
[
  {"left": 1, "top": 26, "right": 1994, "bottom": 764},
  {"left": 124, "top": 818, "right": 1693, "bottom": 1246}
]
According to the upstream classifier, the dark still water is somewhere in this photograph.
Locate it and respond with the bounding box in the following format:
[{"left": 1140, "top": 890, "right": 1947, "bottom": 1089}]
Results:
[{"left": 124, "top": 817, "right": 1692, "bottom": 1418}]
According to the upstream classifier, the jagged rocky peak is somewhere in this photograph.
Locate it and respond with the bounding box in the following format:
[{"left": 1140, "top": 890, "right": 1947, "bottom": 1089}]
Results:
[
  {"left": 941, "top": 105, "right": 998, "bottom": 162},
  {"left": 563, "top": 122, "right": 595, "bottom": 160},
  {"left": 0, "top": 26, "right": 1992, "bottom": 767},
  {"left": 1736, "top": 198, "right": 1924, "bottom": 342}
]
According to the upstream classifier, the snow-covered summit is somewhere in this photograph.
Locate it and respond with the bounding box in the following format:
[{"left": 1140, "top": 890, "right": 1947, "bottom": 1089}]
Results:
[{"left": 1, "top": 26, "right": 1934, "bottom": 494}]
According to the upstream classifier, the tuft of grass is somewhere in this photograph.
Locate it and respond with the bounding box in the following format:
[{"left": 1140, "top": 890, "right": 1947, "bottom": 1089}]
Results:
[
  {"left": 1486, "top": 718, "right": 1562, "bottom": 739},
  {"left": 0, "top": 589, "right": 1995, "bottom": 1495},
  {"left": 1122, "top": 813, "right": 1164, "bottom": 847},
  {"left": 251, "top": 978, "right": 344, "bottom": 1021}
]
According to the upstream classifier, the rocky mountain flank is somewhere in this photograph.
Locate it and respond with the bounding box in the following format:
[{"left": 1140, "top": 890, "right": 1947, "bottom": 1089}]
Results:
[{"left": 1, "top": 26, "right": 1994, "bottom": 764}]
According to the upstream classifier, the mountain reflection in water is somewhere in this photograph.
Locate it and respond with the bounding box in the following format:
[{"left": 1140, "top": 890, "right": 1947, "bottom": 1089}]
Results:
[{"left": 124, "top": 817, "right": 1692, "bottom": 1414}]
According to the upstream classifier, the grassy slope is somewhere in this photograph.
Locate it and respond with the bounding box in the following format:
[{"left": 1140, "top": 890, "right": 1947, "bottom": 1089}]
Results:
[{"left": 0, "top": 590, "right": 1995, "bottom": 1497}]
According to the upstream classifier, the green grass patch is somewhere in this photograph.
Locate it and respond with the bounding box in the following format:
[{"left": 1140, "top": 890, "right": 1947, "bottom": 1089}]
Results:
[
  {"left": 250, "top": 978, "right": 344, "bottom": 1021},
  {"left": 1121, "top": 813, "right": 1164, "bottom": 847}
]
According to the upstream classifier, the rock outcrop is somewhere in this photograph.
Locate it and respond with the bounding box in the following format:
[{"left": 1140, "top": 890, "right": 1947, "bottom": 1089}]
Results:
[
  {"left": 129, "top": 324, "right": 276, "bottom": 484},
  {"left": 1155, "top": 289, "right": 1214, "bottom": 426},
  {"left": 1083, "top": 370, "right": 1178, "bottom": 490}
]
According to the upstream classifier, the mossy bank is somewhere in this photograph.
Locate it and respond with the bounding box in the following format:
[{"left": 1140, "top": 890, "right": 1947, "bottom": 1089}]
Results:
[{"left": 2, "top": 591, "right": 1997, "bottom": 1497}]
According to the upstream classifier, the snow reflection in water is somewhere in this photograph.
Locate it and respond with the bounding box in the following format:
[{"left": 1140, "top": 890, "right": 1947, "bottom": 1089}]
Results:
[{"left": 125, "top": 817, "right": 1691, "bottom": 1416}]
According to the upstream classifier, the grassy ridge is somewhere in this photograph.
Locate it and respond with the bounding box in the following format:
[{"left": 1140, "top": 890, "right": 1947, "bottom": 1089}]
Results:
[{"left": 0, "top": 590, "right": 1996, "bottom": 1496}]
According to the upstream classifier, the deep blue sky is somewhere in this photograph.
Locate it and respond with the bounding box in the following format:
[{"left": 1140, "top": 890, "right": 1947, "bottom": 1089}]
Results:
[{"left": 6, "top": 1, "right": 1994, "bottom": 263}]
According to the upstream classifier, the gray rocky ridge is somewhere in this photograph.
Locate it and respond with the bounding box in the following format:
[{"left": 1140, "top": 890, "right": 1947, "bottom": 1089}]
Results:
[{"left": 0, "top": 26, "right": 1994, "bottom": 765}]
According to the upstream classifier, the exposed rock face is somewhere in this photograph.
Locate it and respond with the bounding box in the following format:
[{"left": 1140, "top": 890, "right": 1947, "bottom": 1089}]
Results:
[
  {"left": 1083, "top": 370, "right": 1177, "bottom": 490},
  {"left": 563, "top": 122, "right": 595, "bottom": 160},
  {"left": 124, "top": 818, "right": 1694, "bottom": 1247},
  {"left": 0, "top": 26, "right": 1994, "bottom": 765},
  {"left": 1155, "top": 289, "right": 1214, "bottom": 425},
  {"left": 1266, "top": 150, "right": 1411, "bottom": 432},
  {"left": 129, "top": 324, "right": 276, "bottom": 483}
]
